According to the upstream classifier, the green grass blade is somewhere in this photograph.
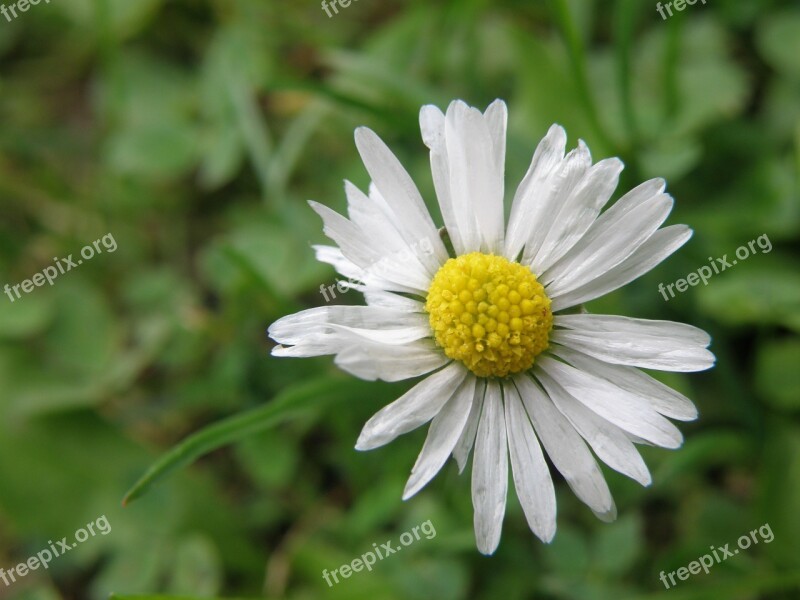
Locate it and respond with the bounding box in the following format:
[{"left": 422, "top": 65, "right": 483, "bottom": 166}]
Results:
[{"left": 122, "top": 376, "right": 366, "bottom": 506}]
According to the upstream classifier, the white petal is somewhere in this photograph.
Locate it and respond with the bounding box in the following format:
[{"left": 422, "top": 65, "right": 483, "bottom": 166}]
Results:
[
  {"left": 551, "top": 345, "right": 698, "bottom": 421},
  {"left": 312, "top": 245, "right": 363, "bottom": 281},
  {"left": 363, "top": 289, "right": 424, "bottom": 312},
  {"left": 309, "top": 201, "right": 431, "bottom": 292},
  {"left": 542, "top": 182, "right": 673, "bottom": 295},
  {"left": 505, "top": 124, "right": 567, "bottom": 261},
  {"left": 334, "top": 339, "right": 448, "bottom": 382},
  {"left": 550, "top": 224, "right": 692, "bottom": 311},
  {"left": 484, "top": 99, "right": 508, "bottom": 177},
  {"left": 521, "top": 144, "right": 592, "bottom": 266},
  {"left": 268, "top": 305, "right": 426, "bottom": 346},
  {"left": 355, "top": 362, "right": 468, "bottom": 450},
  {"left": 270, "top": 306, "right": 444, "bottom": 382},
  {"left": 420, "top": 104, "right": 466, "bottom": 255},
  {"left": 313, "top": 245, "right": 421, "bottom": 296},
  {"left": 535, "top": 369, "right": 652, "bottom": 486},
  {"left": 536, "top": 356, "right": 684, "bottom": 448},
  {"left": 471, "top": 380, "right": 508, "bottom": 554},
  {"left": 345, "top": 180, "right": 408, "bottom": 255},
  {"left": 452, "top": 379, "right": 485, "bottom": 473},
  {"left": 402, "top": 376, "right": 477, "bottom": 499},
  {"left": 354, "top": 127, "right": 449, "bottom": 272},
  {"left": 552, "top": 314, "right": 714, "bottom": 372},
  {"left": 504, "top": 381, "right": 557, "bottom": 542},
  {"left": 531, "top": 157, "right": 624, "bottom": 274},
  {"left": 445, "top": 100, "right": 505, "bottom": 254},
  {"left": 515, "top": 374, "right": 616, "bottom": 521}
]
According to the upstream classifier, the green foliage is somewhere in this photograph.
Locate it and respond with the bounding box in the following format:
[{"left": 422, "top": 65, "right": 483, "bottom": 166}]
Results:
[{"left": 0, "top": 0, "right": 798, "bottom": 599}]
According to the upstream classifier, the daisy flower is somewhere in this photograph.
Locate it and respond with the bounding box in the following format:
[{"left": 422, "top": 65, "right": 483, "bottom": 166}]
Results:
[{"left": 268, "top": 100, "right": 714, "bottom": 555}]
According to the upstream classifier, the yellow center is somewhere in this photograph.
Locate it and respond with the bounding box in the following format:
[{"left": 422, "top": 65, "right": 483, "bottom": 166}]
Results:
[{"left": 425, "top": 252, "right": 553, "bottom": 378}]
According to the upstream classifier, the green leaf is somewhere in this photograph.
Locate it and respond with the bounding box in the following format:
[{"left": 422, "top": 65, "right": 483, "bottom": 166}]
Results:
[
  {"left": 593, "top": 514, "right": 642, "bottom": 575},
  {"left": 757, "top": 9, "right": 800, "bottom": 79},
  {"left": 110, "top": 596, "right": 261, "bottom": 600},
  {"left": 0, "top": 293, "right": 54, "bottom": 339},
  {"left": 696, "top": 259, "right": 800, "bottom": 332},
  {"left": 122, "top": 376, "right": 372, "bottom": 505},
  {"left": 756, "top": 338, "right": 800, "bottom": 411}
]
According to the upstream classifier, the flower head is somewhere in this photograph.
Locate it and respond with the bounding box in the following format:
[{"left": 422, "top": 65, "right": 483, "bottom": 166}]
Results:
[{"left": 268, "top": 99, "right": 714, "bottom": 555}]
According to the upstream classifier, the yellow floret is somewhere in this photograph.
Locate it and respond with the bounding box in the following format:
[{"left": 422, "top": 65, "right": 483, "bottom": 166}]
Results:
[{"left": 425, "top": 252, "right": 553, "bottom": 378}]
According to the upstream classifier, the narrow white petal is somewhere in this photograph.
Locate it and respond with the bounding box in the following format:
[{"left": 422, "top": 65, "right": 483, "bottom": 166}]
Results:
[
  {"left": 312, "top": 246, "right": 423, "bottom": 296},
  {"left": 420, "top": 104, "right": 466, "bottom": 255},
  {"left": 521, "top": 144, "right": 592, "bottom": 265},
  {"left": 309, "top": 200, "right": 432, "bottom": 292},
  {"left": 344, "top": 180, "right": 408, "bottom": 254},
  {"left": 551, "top": 345, "right": 698, "bottom": 421},
  {"left": 515, "top": 374, "right": 616, "bottom": 521},
  {"left": 270, "top": 305, "right": 445, "bottom": 381},
  {"left": 536, "top": 369, "right": 652, "bottom": 486},
  {"left": 542, "top": 186, "right": 673, "bottom": 295},
  {"left": 556, "top": 314, "right": 710, "bottom": 344},
  {"left": 452, "top": 379, "right": 485, "bottom": 473},
  {"left": 355, "top": 362, "right": 468, "bottom": 450},
  {"left": 334, "top": 339, "right": 448, "bottom": 382},
  {"left": 504, "top": 381, "right": 557, "bottom": 542},
  {"left": 353, "top": 127, "right": 449, "bottom": 271},
  {"left": 445, "top": 100, "right": 505, "bottom": 253},
  {"left": 551, "top": 314, "right": 715, "bottom": 372},
  {"left": 532, "top": 157, "right": 624, "bottom": 274},
  {"left": 550, "top": 224, "right": 692, "bottom": 311},
  {"left": 268, "top": 305, "right": 425, "bottom": 346},
  {"left": 312, "top": 245, "right": 363, "bottom": 281},
  {"left": 536, "top": 356, "right": 684, "bottom": 448},
  {"left": 363, "top": 289, "right": 424, "bottom": 312},
  {"left": 472, "top": 380, "right": 508, "bottom": 554},
  {"left": 484, "top": 99, "right": 508, "bottom": 176},
  {"left": 403, "top": 376, "right": 477, "bottom": 499},
  {"left": 505, "top": 124, "right": 567, "bottom": 261}
]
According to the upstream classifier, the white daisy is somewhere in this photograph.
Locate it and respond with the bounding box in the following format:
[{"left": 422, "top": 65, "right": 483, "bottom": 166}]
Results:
[{"left": 268, "top": 99, "right": 714, "bottom": 555}]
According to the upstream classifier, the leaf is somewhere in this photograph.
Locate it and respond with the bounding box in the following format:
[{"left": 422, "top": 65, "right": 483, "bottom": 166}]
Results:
[
  {"left": 696, "top": 258, "right": 800, "bottom": 332},
  {"left": 109, "top": 596, "right": 261, "bottom": 600},
  {"left": 166, "top": 535, "right": 223, "bottom": 597},
  {"left": 593, "top": 514, "right": 642, "bottom": 576},
  {"left": 122, "top": 377, "right": 373, "bottom": 505},
  {"left": 0, "top": 293, "right": 54, "bottom": 339},
  {"left": 756, "top": 339, "right": 800, "bottom": 411},
  {"left": 756, "top": 9, "right": 800, "bottom": 79},
  {"left": 760, "top": 423, "right": 800, "bottom": 569}
]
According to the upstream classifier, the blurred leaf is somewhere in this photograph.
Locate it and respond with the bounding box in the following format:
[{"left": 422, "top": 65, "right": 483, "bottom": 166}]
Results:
[
  {"left": 593, "top": 514, "right": 642, "bottom": 576},
  {"left": 166, "top": 534, "right": 223, "bottom": 597},
  {"left": 102, "top": 53, "right": 202, "bottom": 181},
  {"left": 696, "top": 259, "right": 800, "bottom": 332},
  {"left": 655, "top": 431, "right": 753, "bottom": 487},
  {"left": 756, "top": 9, "right": 800, "bottom": 79},
  {"left": 123, "top": 376, "right": 374, "bottom": 505},
  {"left": 0, "top": 292, "right": 54, "bottom": 338},
  {"left": 755, "top": 338, "right": 800, "bottom": 411},
  {"left": 760, "top": 423, "right": 800, "bottom": 569},
  {"left": 57, "top": 0, "right": 163, "bottom": 39},
  {"left": 542, "top": 525, "right": 589, "bottom": 578}
]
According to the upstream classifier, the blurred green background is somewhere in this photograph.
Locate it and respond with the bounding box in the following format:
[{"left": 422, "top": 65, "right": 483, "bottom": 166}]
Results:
[{"left": 0, "top": 0, "right": 798, "bottom": 599}]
